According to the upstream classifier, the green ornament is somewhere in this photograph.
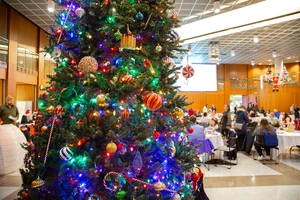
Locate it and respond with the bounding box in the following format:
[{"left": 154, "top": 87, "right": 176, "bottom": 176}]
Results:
[
  {"left": 116, "top": 190, "right": 126, "bottom": 199},
  {"left": 114, "top": 29, "right": 122, "bottom": 40}
]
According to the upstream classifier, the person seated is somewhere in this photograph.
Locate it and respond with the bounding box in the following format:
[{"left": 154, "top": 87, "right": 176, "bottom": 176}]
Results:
[
  {"left": 206, "top": 118, "right": 219, "bottom": 134},
  {"left": 282, "top": 113, "right": 293, "bottom": 127},
  {"left": 188, "top": 116, "right": 205, "bottom": 142},
  {"left": 267, "top": 112, "right": 280, "bottom": 128},
  {"left": 200, "top": 112, "right": 210, "bottom": 123},
  {"left": 252, "top": 118, "right": 277, "bottom": 160},
  {"left": 209, "top": 110, "right": 216, "bottom": 118},
  {"left": 274, "top": 109, "right": 280, "bottom": 119},
  {"left": 248, "top": 111, "right": 256, "bottom": 118},
  {"left": 259, "top": 107, "right": 266, "bottom": 116},
  {"left": 20, "top": 110, "right": 33, "bottom": 144}
]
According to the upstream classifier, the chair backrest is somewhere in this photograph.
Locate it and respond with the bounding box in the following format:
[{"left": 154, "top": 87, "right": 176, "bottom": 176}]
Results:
[
  {"left": 227, "top": 130, "right": 237, "bottom": 148},
  {"left": 199, "top": 122, "right": 209, "bottom": 128}
]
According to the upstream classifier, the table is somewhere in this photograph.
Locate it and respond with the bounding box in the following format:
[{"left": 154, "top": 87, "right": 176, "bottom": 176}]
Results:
[
  {"left": 206, "top": 133, "right": 224, "bottom": 149},
  {"left": 276, "top": 130, "right": 300, "bottom": 155}
]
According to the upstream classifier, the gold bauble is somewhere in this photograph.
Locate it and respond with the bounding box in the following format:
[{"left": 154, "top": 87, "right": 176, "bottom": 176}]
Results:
[
  {"left": 106, "top": 142, "right": 117, "bottom": 153},
  {"left": 96, "top": 94, "right": 108, "bottom": 107}
]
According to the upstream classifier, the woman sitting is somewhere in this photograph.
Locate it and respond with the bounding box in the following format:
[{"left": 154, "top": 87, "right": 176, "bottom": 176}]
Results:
[
  {"left": 252, "top": 118, "right": 277, "bottom": 160},
  {"left": 282, "top": 113, "right": 293, "bottom": 127}
]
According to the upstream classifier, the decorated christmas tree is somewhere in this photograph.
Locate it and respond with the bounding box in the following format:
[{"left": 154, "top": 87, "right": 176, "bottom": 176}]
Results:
[{"left": 18, "top": 0, "right": 200, "bottom": 199}]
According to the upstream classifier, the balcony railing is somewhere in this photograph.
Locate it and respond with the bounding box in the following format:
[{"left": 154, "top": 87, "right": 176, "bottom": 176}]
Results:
[
  {"left": 17, "top": 46, "right": 38, "bottom": 76},
  {"left": 0, "top": 37, "right": 8, "bottom": 68}
]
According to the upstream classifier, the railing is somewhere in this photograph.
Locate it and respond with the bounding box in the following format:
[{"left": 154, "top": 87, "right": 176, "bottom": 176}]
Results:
[
  {"left": 230, "top": 78, "right": 248, "bottom": 90},
  {"left": 44, "top": 58, "right": 56, "bottom": 78},
  {"left": 0, "top": 37, "right": 8, "bottom": 68},
  {"left": 217, "top": 79, "right": 224, "bottom": 90},
  {"left": 17, "top": 46, "right": 38, "bottom": 76}
]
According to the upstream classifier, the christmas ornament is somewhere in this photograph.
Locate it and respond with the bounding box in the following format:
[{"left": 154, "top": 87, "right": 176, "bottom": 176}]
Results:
[
  {"left": 155, "top": 44, "right": 162, "bottom": 52},
  {"left": 121, "top": 109, "right": 130, "bottom": 119},
  {"left": 272, "top": 72, "right": 280, "bottom": 92},
  {"left": 120, "top": 25, "right": 136, "bottom": 50},
  {"left": 173, "top": 11, "right": 179, "bottom": 20},
  {"left": 41, "top": 125, "right": 48, "bottom": 132},
  {"left": 133, "top": 151, "right": 142, "bottom": 175},
  {"left": 153, "top": 180, "right": 166, "bottom": 191},
  {"left": 75, "top": 7, "right": 85, "bottom": 18},
  {"left": 114, "top": 29, "right": 122, "bottom": 41},
  {"left": 78, "top": 56, "right": 98, "bottom": 74},
  {"left": 153, "top": 130, "right": 160, "bottom": 139},
  {"left": 187, "top": 127, "right": 194, "bottom": 134},
  {"left": 135, "top": 12, "right": 144, "bottom": 21},
  {"left": 170, "top": 140, "right": 176, "bottom": 157},
  {"left": 59, "top": 147, "right": 73, "bottom": 161},
  {"left": 106, "top": 142, "right": 117, "bottom": 153},
  {"left": 54, "top": 105, "right": 65, "bottom": 115},
  {"left": 50, "top": 47, "right": 61, "bottom": 58},
  {"left": 144, "top": 92, "right": 163, "bottom": 111},
  {"left": 264, "top": 66, "right": 273, "bottom": 83},
  {"left": 182, "top": 65, "right": 194, "bottom": 79},
  {"left": 116, "top": 190, "right": 126, "bottom": 199},
  {"left": 96, "top": 94, "right": 109, "bottom": 107},
  {"left": 172, "top": 193, "right": 181, "bottom": 200},
  {"left": 31, "top": 177, "right": 45, "bottom": 188},
  {"left": 191, "top": 166, "right": 203, "bottom": 191},
  {"left": 121, "top": 75, "right": 134, "bottom": 83},
  {"left": 188, "top": 108, "right": 195, "bottom": 116},
  {"left": 174, "top": 107, "right": 184, "bottom": 118},
  {"left": 143, "top": 59, "right": 151, "bottom": 68},
  {"left": 280, "top": 66, "right": 291, "bottom": 82},
  {"left": 162, "top": 56, "right": 175, "bottom": 69},
  {"left": 169, "top": 29, "right": 179, "bottom": 41}
]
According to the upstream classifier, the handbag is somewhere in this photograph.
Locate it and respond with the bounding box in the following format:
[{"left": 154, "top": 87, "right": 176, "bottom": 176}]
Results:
[
  {"left": 263, "top": 131, "right": 278, "bottom": 146},
  {"left": 234, "top": 122, "right": 243, "bottom": 130}
]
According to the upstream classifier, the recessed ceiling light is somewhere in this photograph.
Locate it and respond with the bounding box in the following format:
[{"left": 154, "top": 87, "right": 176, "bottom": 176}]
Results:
[
  {"left": 214, "top": 1, "right": 221, "bottom": 14},
  {"left": 231, "top": 49, "right": 235, "bottom": 56},
  {"left": 253, "top": 35, "right": 259, "bottom": 43},
  {"left": 258, "top": 63, "right": 262, "bottom": 65},
  {"left": 272, "top": 50, "right": 277, "bottom": 58},
  {"left": 268, "top": 59, "right": 272, "bottom": 62},
  {"left": 251, "top": 60, "right": 255, "bottom": 66},
  {"left": 296, "top": 60, "right": 299, "bottom": 62},
  {"left": 287, "top": 56, "right": 291, "bottom": 59},
  {"left": 47, "top": 0, "right": 55, "bottom": 13}
]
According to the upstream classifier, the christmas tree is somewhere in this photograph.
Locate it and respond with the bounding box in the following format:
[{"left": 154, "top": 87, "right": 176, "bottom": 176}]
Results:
[{"left": 18, "top": 0, "right": 199, "bottom": 199}]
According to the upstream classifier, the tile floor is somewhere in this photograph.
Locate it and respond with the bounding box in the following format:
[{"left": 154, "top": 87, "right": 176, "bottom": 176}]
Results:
[{"left": 0, "top": 150, "right": 300, "bottom": 200}]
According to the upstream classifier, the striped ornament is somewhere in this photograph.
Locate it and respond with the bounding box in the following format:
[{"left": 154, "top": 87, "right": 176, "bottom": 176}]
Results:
[
  {"left": 162, "top": 56, "right": 175, "bottom": 69},
  {"left": 169, "top": 29, "right": 179, "bottom": 41},
  {"left": 121, "top": 75, "right": 135, "bottom": 83},
  {"left": 59, "top": 147, "right": 73, "bottom": 161},
  {"left": 54, "top": 105, "right": 65, "bottom": 115},
  {"left": 144, "top": 93, "right": 163, "bottom": 111},
  {"left": 182, "top": 65, "right": 194, "bottom": 79},
  {"left": 121, "top": 109, "right": 130, "bottom": 119}
]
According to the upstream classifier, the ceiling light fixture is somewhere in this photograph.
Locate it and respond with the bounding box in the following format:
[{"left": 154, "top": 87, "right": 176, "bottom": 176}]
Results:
[
  {"left": 251, "top": 60, "right": 255, "bottom": 66},
  {"left": 231, "top": 49, "right": 235, "bottom": 56},
  {"left": 253, "top": 35, "right": 259, "bottom": 43},
  {"left": 214, "top": 1, "right": 221, "bottom": 14},
  {"left": 272, "top": 50, "right": 277, "bottom": 58},
  {"left": 47, "top": 0, "right": 55, "bottom": 13}
]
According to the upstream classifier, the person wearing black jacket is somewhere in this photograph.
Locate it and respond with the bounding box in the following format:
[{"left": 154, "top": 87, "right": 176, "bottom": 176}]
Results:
[
  {"left": 235, "top": 105, "right": 251, "bottom": 151},
  {"left": 294, "top": 105, "right": 300, "bottom": 119},
  {"left": 220, "top": 104, "right": 231, "bottom": 137}
]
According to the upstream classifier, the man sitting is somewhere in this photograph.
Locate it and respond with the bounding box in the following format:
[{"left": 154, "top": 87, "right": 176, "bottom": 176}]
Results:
[
  {"left": 188, "top": 115, "right": 205, "bottom": 142},
  {"left": 267, "top": 112, "right": 280, "bottom": 128},
  {"left": 200, "top": 112, "right": 210, "bottom": 123}
]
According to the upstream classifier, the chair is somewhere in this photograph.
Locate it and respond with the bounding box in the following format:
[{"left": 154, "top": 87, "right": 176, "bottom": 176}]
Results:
[
  {"left": 252, "top": 135, "right": 279, "bottom": 164},
  {"left": 212, "top": 130, "right": 238, "bottom": 169},
  {"left": 199, "top": 122, "right": 209, "bottom": 128},
  {"left": 289, "top": 145, "right": 300, "bottom": 157},
  {"left": 192, "top": 139, "right": 215, "bottom": 170}
]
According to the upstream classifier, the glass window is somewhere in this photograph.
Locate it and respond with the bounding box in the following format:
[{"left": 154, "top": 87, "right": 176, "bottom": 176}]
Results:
[{"left": 0, "top": 37, "right": 8, "bottom": 68}]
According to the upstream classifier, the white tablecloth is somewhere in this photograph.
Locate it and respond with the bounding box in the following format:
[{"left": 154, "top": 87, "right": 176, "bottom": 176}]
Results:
[
  {"left": 206, "top": 133, "right": 224, "bottom": 149},
  {"left": 277, "top": 131, "right": 300, "bottom": 154}
]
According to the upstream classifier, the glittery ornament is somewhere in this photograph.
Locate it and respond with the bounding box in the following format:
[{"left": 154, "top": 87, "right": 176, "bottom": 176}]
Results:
[
  {"left": 155, "top": 44, "right": 162, "bottom": 52},
  {"left": 50, "top": 47, "right": 61, "bottom": 58},
  {"left": 31, "top": 177, "right": 45, "bottom": 188},
  {"left": 143, "top": 59, "right": 151, "bottom": 68},
  {"left": 144, "top": 92, "right": 163, "bottom": 111},
  {"left": 173, "top": 11, "right": 179, "bottom": 20},
  {"left": 78, "top": 56, "right": 98, "bottom": 74},
  {"left": 96, "top": 94, "right": 109, "bottom": 107},
  {"left": 153, "top": 180, "right": 166, "bottom": 191},
  {"left": 106, "top": 142, "right": 117, "bottom": 153}
]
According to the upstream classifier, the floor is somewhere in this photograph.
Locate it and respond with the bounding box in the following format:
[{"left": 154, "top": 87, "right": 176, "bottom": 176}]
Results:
[{"left": 0, "top": 150, "right": 300, "bottom": 200}]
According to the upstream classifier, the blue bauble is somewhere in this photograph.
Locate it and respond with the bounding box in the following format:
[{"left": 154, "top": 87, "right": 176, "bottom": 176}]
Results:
[
  {"left": 136, "top": 12, "right": 144, "bottom": 21},
  {"left": 169, "top": 29, "right": 179, "bottom": 41}
]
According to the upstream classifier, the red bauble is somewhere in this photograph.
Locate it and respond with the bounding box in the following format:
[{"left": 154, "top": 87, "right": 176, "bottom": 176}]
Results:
[
  {"left": 186, "top": 173, "right": 191, "bottom": 179},
  {"left": 144, "top": 92, "right": 163, "bottom": 111},
  {"left": 188, "top": 108, "right": 195, "bottom": 116},
  {"left": 153, "top": 130, "right": 160, "bottom": 139},
  {"left": 143, "top": 59, "right": 151, "bottom": 68},
  {"left": 54, "top": 105, "right": 65, "bottom": 115},
  {"left": 49, "top": 85, "right": 56, "bottom": 92},
  {"left": 117, "top": 142, "right": 124, "bottom": 151},
  {"left": 187, "top": 127, "right": 194, "bottom": 134}
]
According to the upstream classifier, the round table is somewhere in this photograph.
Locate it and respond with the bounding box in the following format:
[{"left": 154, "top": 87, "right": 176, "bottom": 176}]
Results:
[{"left": 206, "top": 132, "right": 224, "bottom": 149}]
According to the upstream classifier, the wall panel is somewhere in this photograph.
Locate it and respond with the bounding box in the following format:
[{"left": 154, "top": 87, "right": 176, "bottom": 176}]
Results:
[{"left": 16, "top": 84, "right": 35, "bottom": 110}]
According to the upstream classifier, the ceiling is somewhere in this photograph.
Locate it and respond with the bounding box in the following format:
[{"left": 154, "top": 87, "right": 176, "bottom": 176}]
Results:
[{"left": 3, "top": 0, "right": 300, "bottom": 64}]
